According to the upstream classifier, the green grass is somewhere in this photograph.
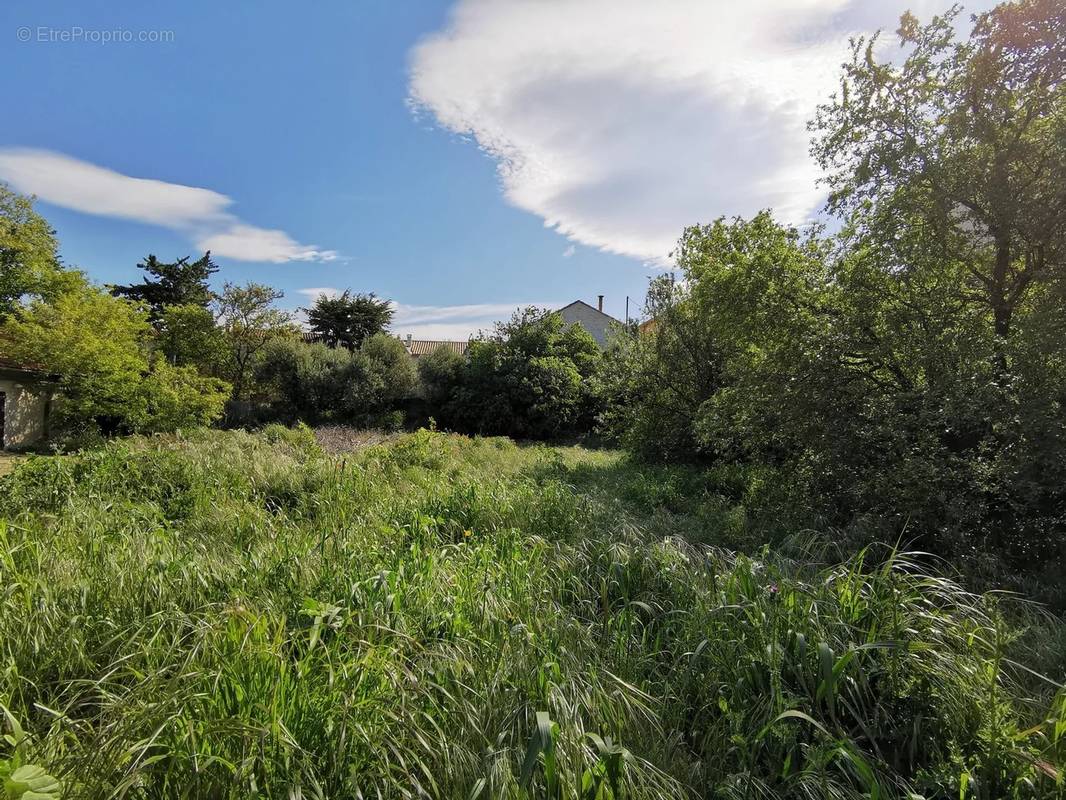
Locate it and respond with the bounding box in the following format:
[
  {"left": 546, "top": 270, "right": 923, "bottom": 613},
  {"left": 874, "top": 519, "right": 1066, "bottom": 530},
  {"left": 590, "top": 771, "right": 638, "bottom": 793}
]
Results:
[{"left": 0, "top": 427, "right": 1063, "bottom": 799}]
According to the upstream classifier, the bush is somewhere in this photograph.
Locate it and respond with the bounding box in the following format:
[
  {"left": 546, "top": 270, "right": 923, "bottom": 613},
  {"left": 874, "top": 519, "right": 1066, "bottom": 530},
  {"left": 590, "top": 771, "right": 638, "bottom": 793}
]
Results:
[
  {"left": 255, "top": 338, "right": 353, "bottom": 422},
  {"left": 254, "top": 334, "right": 416, "bottom": 426},
  {"left": 417, "top": 343, "right": 465, "bottom": 407},
  {"left": 137, "top": 358, "right": 230, "bottom": 433},
  {"left": 433, "top": 307, "right": 603, "bottom": 439},
  {"left": 345, "top": 333, "right": 417, "bottom": 420}
]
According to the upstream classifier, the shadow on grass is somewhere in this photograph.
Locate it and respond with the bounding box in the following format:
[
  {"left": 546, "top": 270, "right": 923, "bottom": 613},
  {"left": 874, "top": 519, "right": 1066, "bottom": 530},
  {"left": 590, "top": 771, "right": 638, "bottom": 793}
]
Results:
[{"left": 518, "top": 447, "right": 791, "bottom": 552}]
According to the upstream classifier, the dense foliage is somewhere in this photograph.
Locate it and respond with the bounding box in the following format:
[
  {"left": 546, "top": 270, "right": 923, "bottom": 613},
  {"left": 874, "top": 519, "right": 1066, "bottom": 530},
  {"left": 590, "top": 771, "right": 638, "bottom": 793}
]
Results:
[
  {"left": 110, "top": 252, "right": 219, "bottom": 322},
  {"left": 425, "top": 307, "right": 603, "bottom": 439},
  {"left": 605, "top": 2, "right": 1066, "bottom": 600},
  {"left": 255, "top": 333, "right": 416, "bottom": 426},
  {"left": 0, "top": 278, "right": 228, "bottom": 439},
  {"left": 305, "top": 289, "right": 394, "bottom": 350},
  {"left": 0, "top": 184, "right": 79, "bottom": 318},
  {"left": 0, "top": 429, "right": 1062, "bottom": 798}
]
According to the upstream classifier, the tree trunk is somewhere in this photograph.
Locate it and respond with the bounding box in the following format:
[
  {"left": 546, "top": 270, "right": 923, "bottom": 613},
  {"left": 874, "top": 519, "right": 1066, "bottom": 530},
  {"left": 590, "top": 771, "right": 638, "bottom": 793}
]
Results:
[{"left": 991, "top": 238, "right": 1012, "bottom": 340}]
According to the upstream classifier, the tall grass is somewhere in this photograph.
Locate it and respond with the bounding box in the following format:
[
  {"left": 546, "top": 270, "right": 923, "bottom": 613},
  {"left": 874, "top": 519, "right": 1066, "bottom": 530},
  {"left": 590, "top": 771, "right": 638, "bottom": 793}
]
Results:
[{"left": 0, "top": 428, "right": 1062, "bottom": 798}]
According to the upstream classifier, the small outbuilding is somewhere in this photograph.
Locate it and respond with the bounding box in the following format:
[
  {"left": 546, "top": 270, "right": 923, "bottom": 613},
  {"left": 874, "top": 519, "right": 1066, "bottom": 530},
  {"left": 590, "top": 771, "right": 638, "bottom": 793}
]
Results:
[{"left": 0, "top": 359, "right": 56, "bottom": 450}]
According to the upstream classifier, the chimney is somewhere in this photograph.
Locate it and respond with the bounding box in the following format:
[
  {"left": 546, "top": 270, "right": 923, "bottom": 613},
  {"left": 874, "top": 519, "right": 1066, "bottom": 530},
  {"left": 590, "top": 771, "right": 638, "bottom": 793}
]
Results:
[
  {"left": 405, "top": 333, "right": 413, "bottom": 347},
  {"left": 597, "top": 295, "right": 604, "bottom": 312}
]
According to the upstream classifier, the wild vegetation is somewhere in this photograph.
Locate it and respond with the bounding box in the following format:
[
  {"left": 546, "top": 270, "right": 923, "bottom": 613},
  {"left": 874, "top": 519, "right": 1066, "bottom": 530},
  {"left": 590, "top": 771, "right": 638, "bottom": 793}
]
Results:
[
  {"left": 1, "top": 2, "right": 1065, "bottom": 798},
  {"left": 0, "top": 428, "right": 1064, "bottom": 799},
  {"left": 598, "top": 1, "right": 1066, "bottom": 605}
]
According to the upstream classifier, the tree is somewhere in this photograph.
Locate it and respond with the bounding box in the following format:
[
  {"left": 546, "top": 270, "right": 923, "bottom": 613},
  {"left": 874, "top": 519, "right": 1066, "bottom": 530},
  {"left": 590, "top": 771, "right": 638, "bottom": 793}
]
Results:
[
  {"left": 254, "top": 338, "right": 353, "bottom": 423},
  {"left": 597, "top": 272, "right": 727, "bottom": 460},
  {"left": 111, "top": 252, "right": 219, "bottom": 322},
  {"left": 214, "top": 282, "right": 293, "bottom": 400},
  {"left": 0, "top": 182, "right": 79, "bottom": 317},
  {"left": 1, "top": 281, "right": 228, "bottom": 436},
  {"left": 157, "top": 303, "right": 225, "bottom": 372},
  {"left": 255, "top": 334, "right": 416, "bottom": 425},
  {"left": 136, "top": 357, "right": 230, "bottom": 434},
  {"left": 306, "top": 290, "right": 393, "bottom": 350},
  {"left": 444, "top": 308, "right": 602, "bottom": 439},
  {"left": 812, "top": 0, "right": 1066, "bottom": 345},
  {"left": 417, "top": 345, "right": 465, "bottom": 409},
  {"left": 348, "top": 333, "right": 418, "bottom": 416}
]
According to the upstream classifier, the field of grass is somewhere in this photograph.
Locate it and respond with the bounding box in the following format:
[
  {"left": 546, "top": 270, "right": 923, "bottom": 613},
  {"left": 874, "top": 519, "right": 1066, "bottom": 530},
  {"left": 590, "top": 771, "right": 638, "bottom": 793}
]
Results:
[{"left": 0, "top": 427, "right": 1063, "bottom": 799}]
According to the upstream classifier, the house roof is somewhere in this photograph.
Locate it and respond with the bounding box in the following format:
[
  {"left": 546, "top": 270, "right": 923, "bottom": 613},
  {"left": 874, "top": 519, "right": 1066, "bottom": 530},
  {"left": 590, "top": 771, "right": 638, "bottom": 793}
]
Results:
[
  {"left": 0, "top": 358, "right": 59, "bottom": 382},
  {"left": 555, "top": 300, "right": 620, "bottom": 323},
  {"left": 405, "top": 339, "right": 470, "bottom": 357}
]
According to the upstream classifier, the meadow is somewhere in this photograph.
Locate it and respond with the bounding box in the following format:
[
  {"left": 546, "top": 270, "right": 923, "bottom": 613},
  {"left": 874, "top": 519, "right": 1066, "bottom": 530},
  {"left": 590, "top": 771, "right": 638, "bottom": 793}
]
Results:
[{"left": 0, "top": 427, "right": 1063, "bottom": 799}]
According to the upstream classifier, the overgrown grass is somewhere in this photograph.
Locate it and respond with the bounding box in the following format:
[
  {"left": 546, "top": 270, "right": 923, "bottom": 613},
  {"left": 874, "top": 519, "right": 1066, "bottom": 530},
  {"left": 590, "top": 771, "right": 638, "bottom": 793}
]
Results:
[{"left": 0, "top": 427, "right": 1063, "bottom": 798}]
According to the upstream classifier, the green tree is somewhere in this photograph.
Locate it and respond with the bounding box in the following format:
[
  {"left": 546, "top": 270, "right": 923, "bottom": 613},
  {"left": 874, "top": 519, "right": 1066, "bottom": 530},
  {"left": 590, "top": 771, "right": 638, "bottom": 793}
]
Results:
[
  {"left": 255, "top": 338, "right": 353, "bottom": 423},
  {"left": 447, "top": 308, "right": 601, "bottom": 439},
  {"left": 347, "top": 333, "right": 418, "bottom": 418},
  {"left": 157, "top": 303, "right": 225, "bottom": 372},
  {"left": 305, "top": 290, "right": 393, "bottom": 350},
  {"left": 812, "top": 0, "right": 1066, "bottom": 345},
  {"left": 1, "top": 281, "right": 228, "bottom": 436},
  {"left": 417, "top": 345, "right": 465, "bottom": 409},
  {"left": 137, "top": 357, "right": 230, "bottom": 434},
  {"left": 214, "top": 282, "right": 293, "bottom": 400},
  {"left": 111, "top": 252, "right": 219, "bottom": 322},
  {"left": 0, "top": 183, "right": 79, "bottom": 317}
]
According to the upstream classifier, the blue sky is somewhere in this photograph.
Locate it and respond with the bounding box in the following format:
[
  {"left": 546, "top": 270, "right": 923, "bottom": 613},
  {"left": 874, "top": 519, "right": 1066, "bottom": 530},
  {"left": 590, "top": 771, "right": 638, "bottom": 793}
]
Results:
[{"left": 0, "top": 0, "right": 988, "bottom": 337}]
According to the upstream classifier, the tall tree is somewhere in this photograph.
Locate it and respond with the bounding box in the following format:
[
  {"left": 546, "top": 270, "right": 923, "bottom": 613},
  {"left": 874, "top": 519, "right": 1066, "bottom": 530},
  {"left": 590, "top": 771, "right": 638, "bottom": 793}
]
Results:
[
  {"left": 0, "top": 182, "right": 78, "bottom": 317},
  {"left": 215, "top": 282, "right": 293, "bottom": 400},
  {"left": 306, "top": 290, "right": 393, "bottom": 350},
  {"left": 812, "top": 0, "right": 1066, "bottom": 344},
  {"left": 111, "top": 252, "right": 219, "bottom": 322}
]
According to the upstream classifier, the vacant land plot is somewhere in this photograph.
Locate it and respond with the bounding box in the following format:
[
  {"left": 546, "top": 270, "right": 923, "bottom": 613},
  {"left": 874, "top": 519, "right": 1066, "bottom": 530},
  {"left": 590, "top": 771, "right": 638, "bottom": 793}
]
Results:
[{"left": 0, "top": 427, "right": 1063, "bottom": 799}]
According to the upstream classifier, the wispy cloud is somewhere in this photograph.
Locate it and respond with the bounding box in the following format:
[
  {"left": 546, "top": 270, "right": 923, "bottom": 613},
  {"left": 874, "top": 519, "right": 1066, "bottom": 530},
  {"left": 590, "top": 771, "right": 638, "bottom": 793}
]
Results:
[
  {"left": 562, "top": 244, "right": 576, "bottom": 258},
  {"left": 0, "top": 148, "right": 337, "bottom": 263},
  {"left": 409, "top": 0, "right": 993, "bottom": 263},
  {"left": 198, "top": 225, "right": 338, "bottom": 264},
  {"left": 296, "top": 287, "right": 344, "bottom": 302},
  {"left": 393, "top": 301, "right": 560, "bottom": 340}
]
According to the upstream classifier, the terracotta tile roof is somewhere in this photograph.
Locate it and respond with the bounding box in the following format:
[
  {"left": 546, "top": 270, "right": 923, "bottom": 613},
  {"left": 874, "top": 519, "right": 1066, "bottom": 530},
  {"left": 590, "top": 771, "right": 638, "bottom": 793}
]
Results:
[{"left": 405, "top": 339, "right": 470, "bottom": 357}]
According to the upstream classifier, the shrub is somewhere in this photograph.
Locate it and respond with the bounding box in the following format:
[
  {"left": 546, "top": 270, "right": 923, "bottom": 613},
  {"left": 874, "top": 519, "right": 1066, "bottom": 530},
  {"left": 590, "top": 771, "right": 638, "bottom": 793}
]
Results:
[
  {"left": 437, "top": 307, "right": 603, "bottom": 439},
  {"left": 255, "top": 338, "right": 353, "bottom": 422}
]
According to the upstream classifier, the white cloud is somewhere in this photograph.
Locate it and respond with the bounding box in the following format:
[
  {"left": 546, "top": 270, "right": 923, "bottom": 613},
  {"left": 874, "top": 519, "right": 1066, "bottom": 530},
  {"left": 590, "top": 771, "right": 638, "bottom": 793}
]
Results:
[
  {"left": 562, "top": 244, "right": 576, "bottom": 258},
  {"left": 391, "top": 300, "right": 559, "bottom": 340},
  {"left": 0, "top": 147, "right": 337, "bottom": 264},
  {"left": 0, "top": 149, "right": 230, "bottom": 226},
  {"left": 297, "top": 287, "right": 344, "bottom": 301},
  {"left": 409, "top": 0, "right": 993, "bottom": 263},
  {"left": 198, "top": 224, "right": 338, "bottom": 263}
]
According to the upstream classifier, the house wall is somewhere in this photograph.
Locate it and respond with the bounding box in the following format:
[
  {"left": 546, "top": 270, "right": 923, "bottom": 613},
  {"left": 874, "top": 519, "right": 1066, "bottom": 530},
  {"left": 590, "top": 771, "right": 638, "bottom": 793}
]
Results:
[
  {"left": 558, "top": 304, "right": 614, "bottom": 348},
  {"left": 0, "top": 377, "right": 50, "bottom": 450}
]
